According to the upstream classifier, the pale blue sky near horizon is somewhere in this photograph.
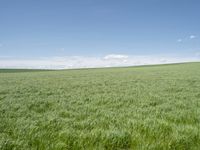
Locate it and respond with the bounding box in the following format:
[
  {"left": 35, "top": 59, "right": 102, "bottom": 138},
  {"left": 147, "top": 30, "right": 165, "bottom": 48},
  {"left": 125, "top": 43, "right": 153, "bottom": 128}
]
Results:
[{"left": 0, "top": 0, "right": 200, "bottom": 69}]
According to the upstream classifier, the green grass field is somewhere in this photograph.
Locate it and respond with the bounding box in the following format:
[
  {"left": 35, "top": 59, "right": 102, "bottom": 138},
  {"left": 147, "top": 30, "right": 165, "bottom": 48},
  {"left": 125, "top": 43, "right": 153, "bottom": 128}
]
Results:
[{"left": 0, "top": 63, "right": 200, "bottom": 150}]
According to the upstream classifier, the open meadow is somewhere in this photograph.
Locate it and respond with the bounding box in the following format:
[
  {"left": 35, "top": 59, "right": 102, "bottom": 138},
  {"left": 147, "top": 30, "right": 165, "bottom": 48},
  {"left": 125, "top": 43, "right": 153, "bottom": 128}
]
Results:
[{"left": 0, "top": 63, "right": 200, "bottom": 150}]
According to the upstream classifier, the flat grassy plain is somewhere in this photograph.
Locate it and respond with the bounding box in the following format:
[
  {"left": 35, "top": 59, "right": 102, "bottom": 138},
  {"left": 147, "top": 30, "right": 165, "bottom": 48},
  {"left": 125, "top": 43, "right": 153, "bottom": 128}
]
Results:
[{"left": 0, "top": 63, "right": 200, "bottom": 150}]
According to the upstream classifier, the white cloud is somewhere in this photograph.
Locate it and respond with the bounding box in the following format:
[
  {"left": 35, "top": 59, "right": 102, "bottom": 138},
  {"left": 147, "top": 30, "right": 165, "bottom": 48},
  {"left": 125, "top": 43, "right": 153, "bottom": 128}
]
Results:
[
  {"left": 177, "top": 35, "right": 198, "bottom": 42},
  {"left": 0, "top": 54, "right": 199, "bottom": 69},
  {"left": 190, "top": 35, "right": 196, "bottom": 39},
  {"left": 103, "top": 54, "right": 128, "bottom": 60},
  {"left": 177, "top": 39, "right": 183, "bottom": 42}
]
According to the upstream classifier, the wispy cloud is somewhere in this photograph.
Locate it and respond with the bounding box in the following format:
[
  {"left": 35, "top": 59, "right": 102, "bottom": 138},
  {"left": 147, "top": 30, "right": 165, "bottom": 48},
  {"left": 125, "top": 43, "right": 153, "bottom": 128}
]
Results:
[
  {"left": 177, "top": 39, "right": 183, "bottom": 42},
  {"left": 0, "top": 54, "right": 199, "bottom": 69},
  {"left": 190, "top": 35, "right": 196, "bottom": 39},
  {"left": 103, "top": 54, "right": 128, "bottom": 60},
  {"left": 177, "top": 35, "right": 197, "bottom": 42}
]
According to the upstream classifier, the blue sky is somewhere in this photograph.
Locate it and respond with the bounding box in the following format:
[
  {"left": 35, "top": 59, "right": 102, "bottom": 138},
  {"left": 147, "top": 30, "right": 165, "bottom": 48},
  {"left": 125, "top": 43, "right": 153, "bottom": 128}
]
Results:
[{"left": 0, "top": 0, "right": 200, "bottom": 68}]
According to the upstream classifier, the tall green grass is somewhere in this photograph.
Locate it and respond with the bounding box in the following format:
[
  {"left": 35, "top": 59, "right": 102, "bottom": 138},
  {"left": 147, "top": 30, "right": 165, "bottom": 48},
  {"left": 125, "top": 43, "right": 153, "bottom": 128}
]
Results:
[{"left": 0, "top": 63, "right": 200, "bottom": 149}]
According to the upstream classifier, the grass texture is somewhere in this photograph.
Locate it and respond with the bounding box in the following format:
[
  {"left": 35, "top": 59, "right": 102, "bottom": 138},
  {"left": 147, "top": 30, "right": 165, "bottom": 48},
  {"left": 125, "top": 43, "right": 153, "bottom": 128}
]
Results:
[{"left": 0, "top": 63, "right": 200, "bottom": 150}]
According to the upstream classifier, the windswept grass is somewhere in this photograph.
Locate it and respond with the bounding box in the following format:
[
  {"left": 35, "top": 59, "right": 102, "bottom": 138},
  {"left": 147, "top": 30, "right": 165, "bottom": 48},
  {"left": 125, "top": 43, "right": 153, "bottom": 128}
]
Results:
[
  {"left": 0, "top": 69, "right": 50, "bottom": 73},
  {"left": 0, "top": 63, "right": 200, "bottom": 149}
]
